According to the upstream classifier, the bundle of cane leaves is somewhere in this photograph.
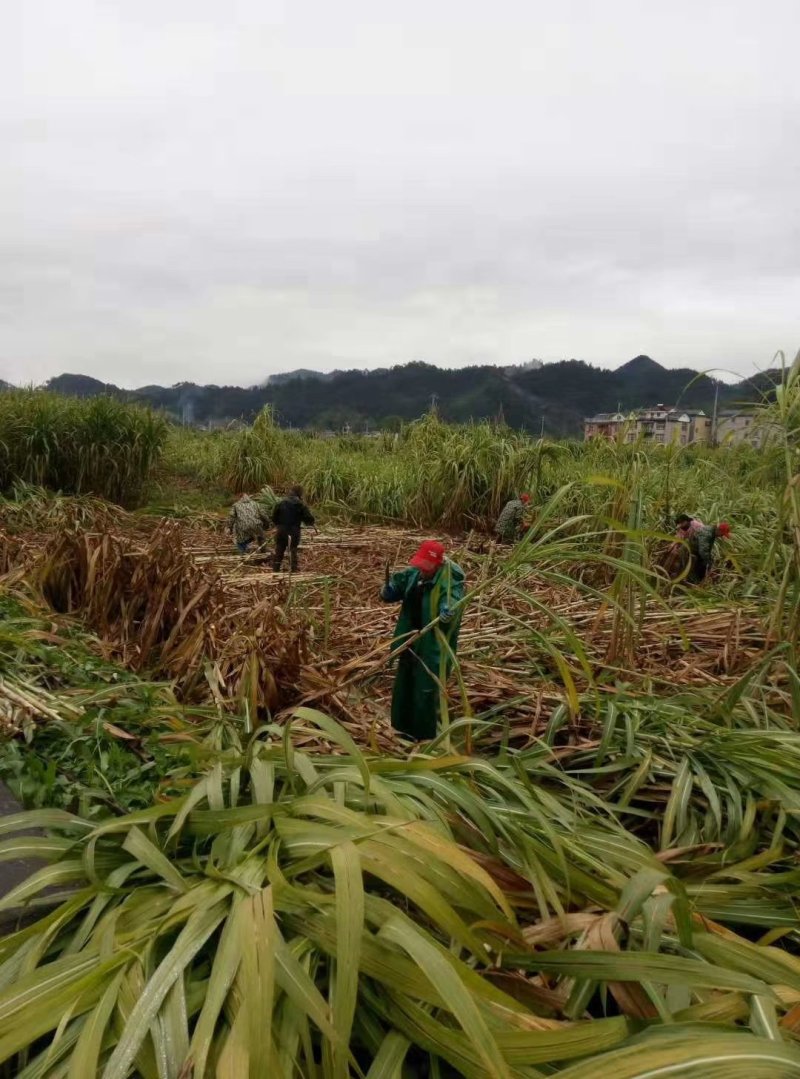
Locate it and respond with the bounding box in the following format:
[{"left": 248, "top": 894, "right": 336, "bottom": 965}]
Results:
[
  {"left": 3, "top": 713, "right": 800, "bottom": 1077},
  {"left": 0, "top": 587, "right": 234, "bottom": 815},
  {"left": 502, "top": 709, "right": 800, "bottom": 932},
  {"left": 0, "top": 484, "right": 116, "bottom": 535},
  {"left": 0, "top": 755, "right": 573, "bottom": 1078},
  {"left": 24, "top": 518, "right": 309, "bottom": 715}
]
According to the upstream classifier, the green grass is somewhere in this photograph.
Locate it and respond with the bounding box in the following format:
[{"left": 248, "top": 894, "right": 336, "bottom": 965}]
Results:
[
  {"left": 0, "top": 391, "right": 167, "bottom": 505},
  {"left": 0, "top": 591, "right": 224, "bottom": 816}
]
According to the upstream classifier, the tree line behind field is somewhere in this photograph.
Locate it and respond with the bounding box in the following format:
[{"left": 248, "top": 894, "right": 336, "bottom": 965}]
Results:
[{"left": 31, "top": 355, "right": 776, "bottom": 435}]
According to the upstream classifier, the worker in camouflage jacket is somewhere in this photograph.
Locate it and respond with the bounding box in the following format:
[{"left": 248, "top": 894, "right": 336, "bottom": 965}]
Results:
[
  {"left": 687, "top": 521, "right": 731, "bottom": 583},
  {"left": 228, "top": 494, "right": 271, "bottom": 553},
  {"left": 494, "top": 493, "right": 531, "bottom": 543},
  {"left": 381, "top": 540, "right": 465, "bottom": 741}
]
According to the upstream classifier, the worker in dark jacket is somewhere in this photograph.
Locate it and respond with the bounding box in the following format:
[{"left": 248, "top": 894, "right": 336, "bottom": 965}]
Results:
[
  {"left": 271, "top": 485, "right": 315, "bottom": 572},
  {"left": 381, "top": 540, "right": 465, "bottom": 741}
]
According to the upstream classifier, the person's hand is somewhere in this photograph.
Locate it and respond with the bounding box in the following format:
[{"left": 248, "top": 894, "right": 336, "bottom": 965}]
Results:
[{"left": 440, "top": 605, "right": 453, "bottom": 623}]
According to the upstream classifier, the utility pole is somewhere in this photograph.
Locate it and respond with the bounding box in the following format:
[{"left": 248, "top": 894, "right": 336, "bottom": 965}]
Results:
[
  {"left": 429, "top": 393, "right": 439, "bottom": 414},
  {"left": 711, "top": 383, "right": 719, "bottom": 447}
]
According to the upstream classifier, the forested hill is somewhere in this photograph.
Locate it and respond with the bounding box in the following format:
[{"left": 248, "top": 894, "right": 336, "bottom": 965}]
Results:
[{"left": 38, "top": 357, "right": 770, "bottom": 436}]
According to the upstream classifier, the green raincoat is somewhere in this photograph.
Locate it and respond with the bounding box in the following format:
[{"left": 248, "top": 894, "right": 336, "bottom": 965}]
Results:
[{"left": 381, "top": 560, "right": 465, "bottom": 740}]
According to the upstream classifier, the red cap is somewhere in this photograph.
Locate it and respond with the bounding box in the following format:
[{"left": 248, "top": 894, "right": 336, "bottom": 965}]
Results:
[
  {"left": 520, "top": 493, "right": 531, "bottom": 504},
  {"left": 717, "top": 521, "right": 731, "bottom": 538},
  {"left": 410, "top": 540, "right": 446, "bottom": 573}
]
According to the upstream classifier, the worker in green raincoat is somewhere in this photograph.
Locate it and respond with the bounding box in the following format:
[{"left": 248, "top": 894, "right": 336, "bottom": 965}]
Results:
[{"left": 381, "top": 540, "right": 465, "bottom": 741}]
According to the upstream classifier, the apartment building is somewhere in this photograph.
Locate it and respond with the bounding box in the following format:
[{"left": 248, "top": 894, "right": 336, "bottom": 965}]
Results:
[
  {"left": 716, "top": 410, "right": 765, "bottom": 448},
  {"left": 583, "top": 405, "right": 712, "bottom": 445},
  {"left": 582, "top": 411, "right": 632, "bottom": 440},
  {"left": 681, "top": 409, "right": 712, "bottom": 444},
  {"left": 637, "top": 405, "right": 691, "bottom": 445}
]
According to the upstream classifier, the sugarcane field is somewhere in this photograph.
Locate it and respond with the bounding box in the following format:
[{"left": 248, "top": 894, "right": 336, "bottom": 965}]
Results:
[
  {"left": 0, "top": 366, "right": 798, "bottom": 1079},
  {"left": 9, "top": 1, "right": 800, "bottom": 1070}
]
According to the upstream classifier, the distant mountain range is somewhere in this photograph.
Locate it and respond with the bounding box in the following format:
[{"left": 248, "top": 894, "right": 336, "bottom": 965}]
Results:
[{"left": 9, "top": 357, "right": 776, "bottom": 437}]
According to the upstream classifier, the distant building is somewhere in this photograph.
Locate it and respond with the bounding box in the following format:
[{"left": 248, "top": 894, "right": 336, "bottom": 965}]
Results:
[
  {"left": 681, "top": 409, "right": 712, "bottom": 445},
  {"left": 637, "top": 404, "right": 691, "bottom": 446},
  {"left": 583, "top": 411, "right": 635, "bottom": 441},
  {"left": 715, "top": 410, "right": 768, "bottom": 448},
  {"left": 583, "top": 404, "right": 712, "bottom": 445}
]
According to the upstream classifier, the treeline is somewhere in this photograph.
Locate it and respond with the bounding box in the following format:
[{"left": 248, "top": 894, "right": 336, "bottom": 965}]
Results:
[{"left": 35, "top": 357, "right": 774, "bottom": 435}]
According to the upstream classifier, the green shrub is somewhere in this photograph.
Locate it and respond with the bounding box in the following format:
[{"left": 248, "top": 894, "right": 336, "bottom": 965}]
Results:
[{"left": 0, "top": 390, "right": 166, "bottom": 505}]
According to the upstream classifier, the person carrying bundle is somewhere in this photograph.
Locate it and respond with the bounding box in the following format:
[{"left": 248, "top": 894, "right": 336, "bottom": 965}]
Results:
[
  {"left": 228, "top": 493, "right": 271, "bottom": 554},
  {"left": 271, "top": 485, "right": 315, "bottom": 572},
  {"left": 381, "top": 540, "right": 465, "bottom": 741},
  {"left": 494, "top": 493, "right": 531, "bottom": 544}
]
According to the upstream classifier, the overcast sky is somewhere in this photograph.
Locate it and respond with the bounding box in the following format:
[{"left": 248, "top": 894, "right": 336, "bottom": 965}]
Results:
[{"left": 2, "top": 0, "right": 798, "bottom": 388}]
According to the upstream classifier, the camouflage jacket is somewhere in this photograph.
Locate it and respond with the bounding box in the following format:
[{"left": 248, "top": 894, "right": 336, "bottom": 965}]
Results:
[
  {"left": 229, "top": 496, "right": 270, "bottom": 543},
  {"left": 690, "top": 524, "right": 718, "bottom": 564},
  {"left": 494, "top": 499, "right": 526, "bottom": 541}
]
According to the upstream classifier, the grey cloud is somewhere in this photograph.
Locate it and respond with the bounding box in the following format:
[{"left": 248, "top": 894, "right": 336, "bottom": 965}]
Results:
[{"left": 1, "top": 0, "right": 798, "bottom": 387}]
